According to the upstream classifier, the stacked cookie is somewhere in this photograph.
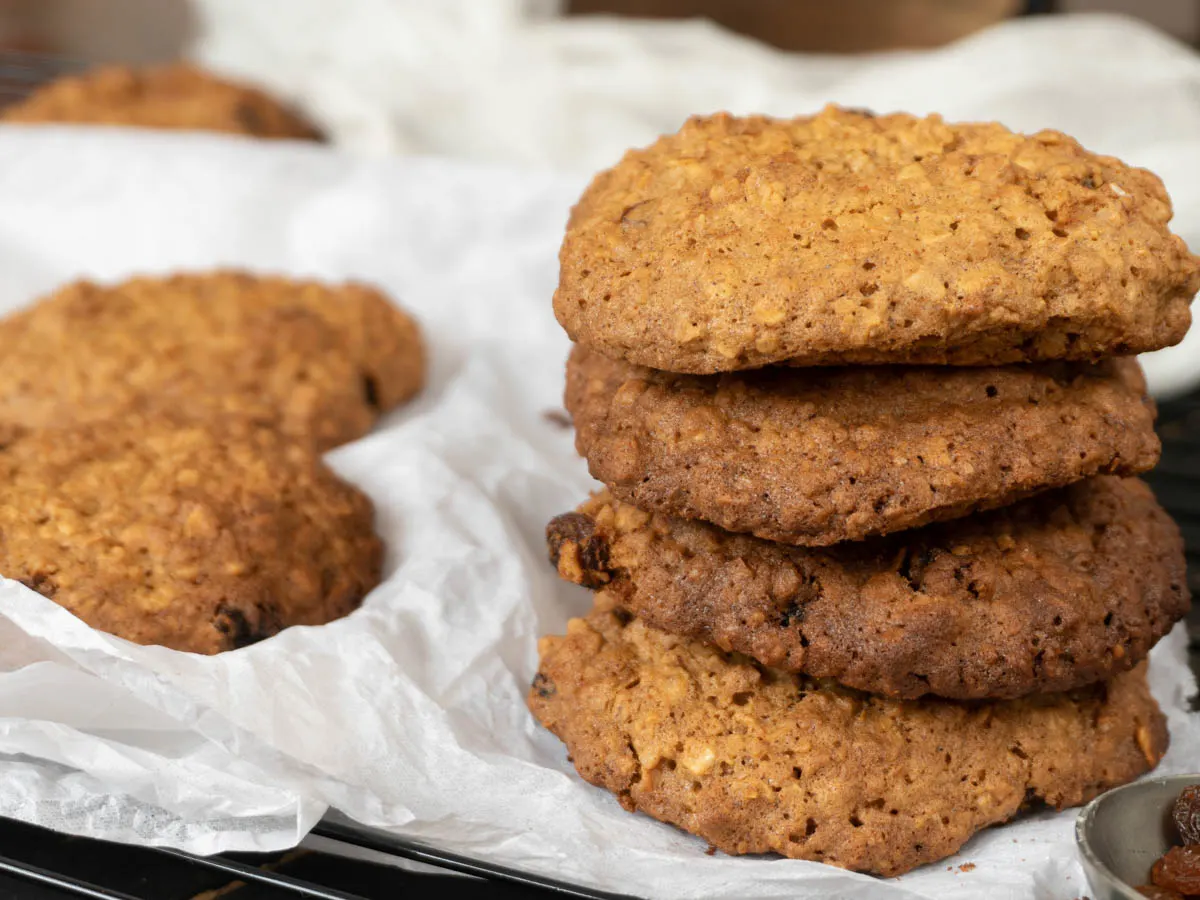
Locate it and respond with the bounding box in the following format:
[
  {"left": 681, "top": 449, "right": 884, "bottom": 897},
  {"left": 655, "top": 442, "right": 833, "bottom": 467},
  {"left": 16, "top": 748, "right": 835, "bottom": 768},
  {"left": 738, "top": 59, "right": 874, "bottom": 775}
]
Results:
[{"left": 529, "top": 107, "right": 1198, "bottom": 876}]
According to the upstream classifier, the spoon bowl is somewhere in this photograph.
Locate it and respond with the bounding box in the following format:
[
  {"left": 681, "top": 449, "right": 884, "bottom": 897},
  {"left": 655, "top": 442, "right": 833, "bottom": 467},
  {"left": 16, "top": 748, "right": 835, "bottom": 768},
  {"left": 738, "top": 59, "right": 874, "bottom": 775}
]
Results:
[{"left": 1076, "top": 773, "right": 1200, "bottom": 899}]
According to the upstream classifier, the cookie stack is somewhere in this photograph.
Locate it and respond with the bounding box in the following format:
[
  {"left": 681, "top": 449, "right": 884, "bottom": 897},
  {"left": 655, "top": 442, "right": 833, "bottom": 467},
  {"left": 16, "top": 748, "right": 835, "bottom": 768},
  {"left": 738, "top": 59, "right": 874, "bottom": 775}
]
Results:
[{"left": 529, "top": 107, "right": 1198, "bottom": 876}]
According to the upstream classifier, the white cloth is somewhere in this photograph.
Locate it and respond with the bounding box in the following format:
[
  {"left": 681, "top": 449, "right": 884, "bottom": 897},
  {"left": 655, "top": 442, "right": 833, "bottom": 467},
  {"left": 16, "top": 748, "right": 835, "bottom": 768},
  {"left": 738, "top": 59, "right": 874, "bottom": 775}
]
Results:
[
  {"left": 190, "top": 3, "right": 1200, "bottom": 396},
  {"left": 0, "top": 126, "right": 1193, "bottom": 899}
]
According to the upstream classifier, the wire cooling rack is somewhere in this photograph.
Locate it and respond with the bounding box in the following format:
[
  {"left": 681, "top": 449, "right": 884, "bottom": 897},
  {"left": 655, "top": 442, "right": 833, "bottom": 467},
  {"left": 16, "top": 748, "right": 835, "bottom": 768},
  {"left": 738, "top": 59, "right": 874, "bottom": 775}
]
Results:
[{"left": 0, "top": 813, "right": 619, "bottom": 899}]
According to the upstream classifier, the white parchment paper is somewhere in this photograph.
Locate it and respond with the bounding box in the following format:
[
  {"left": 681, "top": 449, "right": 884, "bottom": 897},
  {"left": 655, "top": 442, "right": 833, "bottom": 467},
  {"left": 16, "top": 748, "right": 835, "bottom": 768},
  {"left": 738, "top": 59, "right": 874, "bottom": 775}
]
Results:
[{"left": 0, "top": 128, "right": 1194, "bottom": 900}]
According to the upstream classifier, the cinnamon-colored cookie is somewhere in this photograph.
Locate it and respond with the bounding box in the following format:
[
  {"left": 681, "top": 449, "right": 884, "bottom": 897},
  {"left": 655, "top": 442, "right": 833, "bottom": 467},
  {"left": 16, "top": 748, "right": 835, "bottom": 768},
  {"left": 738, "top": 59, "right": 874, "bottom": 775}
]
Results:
[
  {"left": 1, "top": 63, "right": 321, "bottom": 140},
  {"left": 0, "top": 272, "right": 424, "bottom": 451},
  {"left": 529, "top": 604, "right": 1167, "bottom": 876},
  {"left": 546, "top": 478, "right": 1188, "bottom": 699},
  {"left": 555, "top": 107, "right": 1199, "bottom": 372},
  {"left": 0, "top": 415, "right": 382, "bottom": 654},
  {"left": 566, "top": 345, "right": 1159, "bottom": 544}
]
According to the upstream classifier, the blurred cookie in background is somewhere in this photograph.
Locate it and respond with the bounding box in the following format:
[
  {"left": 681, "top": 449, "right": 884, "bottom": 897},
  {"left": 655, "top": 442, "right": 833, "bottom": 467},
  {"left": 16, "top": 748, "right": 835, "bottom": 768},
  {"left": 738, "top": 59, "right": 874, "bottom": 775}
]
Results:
[{"left": 0, "top": 62, "right": 322, "bottom": 139}]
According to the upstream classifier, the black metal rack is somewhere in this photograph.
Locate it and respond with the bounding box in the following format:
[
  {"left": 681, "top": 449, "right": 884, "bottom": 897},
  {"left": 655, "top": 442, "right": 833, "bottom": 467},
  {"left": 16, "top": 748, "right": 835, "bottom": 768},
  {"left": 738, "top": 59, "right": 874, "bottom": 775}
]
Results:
[{"left": 0, "top": 815, "right": 570, "bottom": 899}]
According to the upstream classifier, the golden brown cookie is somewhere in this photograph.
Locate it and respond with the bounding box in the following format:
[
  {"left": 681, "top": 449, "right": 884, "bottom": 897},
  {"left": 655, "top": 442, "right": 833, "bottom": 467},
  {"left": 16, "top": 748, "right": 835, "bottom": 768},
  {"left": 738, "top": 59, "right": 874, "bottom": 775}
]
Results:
[
  {"left": 0, "top": 415, "right": 382, "bottom": 654},
  {"left": 1, "top": 63, "right": 321, "bottom": 140},
  {"left": 547, "top": 478, "right": 1188, "bottom": 699},
  {"left": 529, "top": 605, "right": 1167, "bottom": 876},
  {"left": 567, "top": 345, "right": 1160, "bottom": 545},
  {"left": 555, "top": 107, "right": 1200, "bottom": 372},
  {"left": 0, "top": 272, "right": 425, "bottom": 451}
]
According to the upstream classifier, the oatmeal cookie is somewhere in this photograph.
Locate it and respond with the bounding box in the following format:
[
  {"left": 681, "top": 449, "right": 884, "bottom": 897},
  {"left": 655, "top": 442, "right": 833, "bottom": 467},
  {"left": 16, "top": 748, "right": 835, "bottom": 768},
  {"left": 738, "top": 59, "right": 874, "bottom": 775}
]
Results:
[
  {"left": 0, "top": 272, "right": 424, "bottom": 451},
  {"left": 546, "top": 478, "right": 1188, "bottom": 699},
  {"left": 555, "top": 107, "right": 1199, "bottom": 372},
  {"left": 1, "top": 63, "right": 321, "bottom": 140},
  {"left": 0, "top": 415, "right": 381, "bottom": 653},
  {"left": 529, "top": 605, "right": 1167, "bottom": 876},
  {"left": 567, "top": 345, "right": 1159, "bottom": 544}
]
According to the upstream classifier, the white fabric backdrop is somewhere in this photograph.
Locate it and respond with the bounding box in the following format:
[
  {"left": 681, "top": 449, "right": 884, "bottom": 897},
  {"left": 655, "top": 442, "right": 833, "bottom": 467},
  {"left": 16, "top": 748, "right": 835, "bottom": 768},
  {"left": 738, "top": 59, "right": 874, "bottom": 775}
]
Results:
[{"left": 190, "top": 3, "right": 1200, "bottom": 396}]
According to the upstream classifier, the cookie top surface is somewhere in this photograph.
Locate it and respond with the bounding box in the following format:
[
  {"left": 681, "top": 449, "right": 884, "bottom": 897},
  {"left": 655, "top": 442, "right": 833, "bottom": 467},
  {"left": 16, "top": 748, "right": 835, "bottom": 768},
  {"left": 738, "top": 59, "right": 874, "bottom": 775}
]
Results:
[
  {"left": 547, "top": 477, "right": 1188, "bottom": 699},
  {"left": 567, "top": 345, "right": 1160, "bottom": 545},
  {"left": 555, "top": 107, "right": 1199, "bottom": 372},
  {"left": 1, "top": 64, "right": 322, "bottom": 140},
  {"left": 0, "top": 271, "right": 425, "bottom": 451},
  {"left": 530, "top": 606, "right": 1165, "bottom": 876},
  {"left": 0, "top": 414, "right": 382, "bottom": 654}
]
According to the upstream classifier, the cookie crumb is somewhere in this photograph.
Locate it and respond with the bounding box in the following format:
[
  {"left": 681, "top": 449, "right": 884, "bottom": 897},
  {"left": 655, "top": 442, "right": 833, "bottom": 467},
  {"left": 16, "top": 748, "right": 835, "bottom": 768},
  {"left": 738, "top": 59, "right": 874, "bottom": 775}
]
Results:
[{"left": 542, "top": 409, "right": 573, "bottom": 429}]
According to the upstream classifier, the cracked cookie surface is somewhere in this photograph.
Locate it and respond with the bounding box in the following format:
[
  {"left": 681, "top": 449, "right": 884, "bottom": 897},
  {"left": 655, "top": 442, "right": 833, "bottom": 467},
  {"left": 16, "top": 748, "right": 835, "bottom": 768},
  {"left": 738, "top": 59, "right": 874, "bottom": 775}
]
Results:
[
  {"left": 546, "top": 478, "right": 1188, "bottom": 699},
  {"left": 0, "top": 415, "right": 382, "bottom": 653},
  {"left": 529, "top": 605, "right": 1166, "bottom": 876},
  {"left": 0, "top": 272, "right": 425, "bottom": 451},
  {"left": 567, "top": 345, "right": 1160, "bottom": 545},
  {"left": 555, "top": 106, "right": 1199, "bottom": 372},
  {"left": 2, "top": 63, "right": 322, "bottom": 139}
]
